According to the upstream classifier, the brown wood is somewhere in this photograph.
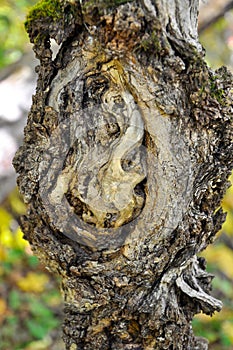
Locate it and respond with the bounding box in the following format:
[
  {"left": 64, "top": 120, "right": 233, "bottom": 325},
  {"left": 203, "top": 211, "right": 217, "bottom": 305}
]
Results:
[{"left": 13, "top": 1, "right": 233, "bottom": 349}]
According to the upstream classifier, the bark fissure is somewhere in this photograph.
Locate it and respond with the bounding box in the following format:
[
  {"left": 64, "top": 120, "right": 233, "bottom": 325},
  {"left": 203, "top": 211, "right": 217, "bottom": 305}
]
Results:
[{"left": 13, "top": 0, "right": 233, "bottom": 349}]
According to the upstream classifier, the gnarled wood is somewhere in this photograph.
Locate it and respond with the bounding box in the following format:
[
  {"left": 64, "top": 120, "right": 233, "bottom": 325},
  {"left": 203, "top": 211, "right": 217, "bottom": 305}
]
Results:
[{"left": 13, "top": 1, "right": 233, "bottom": 349}]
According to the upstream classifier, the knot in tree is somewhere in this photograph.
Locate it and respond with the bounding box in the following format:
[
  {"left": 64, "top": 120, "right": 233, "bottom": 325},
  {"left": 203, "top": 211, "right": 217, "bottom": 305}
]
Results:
[{"left": 13, "top": 0, "right": 233, "bottom": 349}]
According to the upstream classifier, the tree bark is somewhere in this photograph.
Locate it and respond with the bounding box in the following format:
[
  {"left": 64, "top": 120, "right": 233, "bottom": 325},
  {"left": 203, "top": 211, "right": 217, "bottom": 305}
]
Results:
[{"left": 13, "top": 1, "right": 233, "bottom": 349}]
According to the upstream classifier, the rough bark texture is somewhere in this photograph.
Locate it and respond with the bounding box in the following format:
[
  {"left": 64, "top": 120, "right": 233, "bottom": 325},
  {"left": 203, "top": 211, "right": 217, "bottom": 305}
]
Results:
[{"left": 13, "top": 1, "right": 233, "bottom": 349}]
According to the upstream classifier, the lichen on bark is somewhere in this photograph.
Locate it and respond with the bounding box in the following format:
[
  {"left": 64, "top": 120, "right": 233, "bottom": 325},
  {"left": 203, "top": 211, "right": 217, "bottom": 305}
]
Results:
[{"left": 14, "top": 0, "right": 233, "bottom": 349}]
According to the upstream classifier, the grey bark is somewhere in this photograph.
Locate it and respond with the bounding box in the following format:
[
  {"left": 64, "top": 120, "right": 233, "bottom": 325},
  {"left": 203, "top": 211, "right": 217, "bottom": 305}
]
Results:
[{"left": 13, "top": 0, "right": 233, "bottom": 349}]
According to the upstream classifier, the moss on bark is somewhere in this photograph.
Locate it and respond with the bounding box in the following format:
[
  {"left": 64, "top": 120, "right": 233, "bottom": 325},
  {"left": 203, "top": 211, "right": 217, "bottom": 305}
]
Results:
[{"left": 25, "top": 0, "right": 63, "bottom": 30}]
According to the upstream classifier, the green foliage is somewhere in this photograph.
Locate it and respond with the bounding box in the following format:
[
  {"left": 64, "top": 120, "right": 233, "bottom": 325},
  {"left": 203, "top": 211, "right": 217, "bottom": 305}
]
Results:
[
  {"left": 9, "top": 290, "right": 21, "bottom": 311},
  {"left": 199, "top": 17, "right": 231, "bottom": 69},
  {"left": 193, "top": 315, "right": 233, "bottom": 348},
  {"left": 0, "top": 189, "right": 62, "bottom": 349},
  {"left": 0, "top": 0, "right": 37, "bottom": 69},
  {"left": 26, "top": 299, "right": 59, "bottom": 339}
]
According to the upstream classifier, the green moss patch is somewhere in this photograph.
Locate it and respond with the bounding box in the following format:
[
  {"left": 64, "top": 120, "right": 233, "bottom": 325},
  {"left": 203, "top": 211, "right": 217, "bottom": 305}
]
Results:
[{"left": 25, "top": 0, "right": 62, "bottom": 30}]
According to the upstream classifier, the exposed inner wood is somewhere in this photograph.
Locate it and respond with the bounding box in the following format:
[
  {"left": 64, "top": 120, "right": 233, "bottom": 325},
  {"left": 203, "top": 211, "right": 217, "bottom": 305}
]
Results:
[{"left": 48, "top": 61, "right": 146, "bottom": 229}]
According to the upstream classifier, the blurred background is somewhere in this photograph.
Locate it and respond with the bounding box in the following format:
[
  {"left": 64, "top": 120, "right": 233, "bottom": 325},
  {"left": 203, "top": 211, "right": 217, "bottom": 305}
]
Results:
[{"left": 0, "top": 0, "right": 232, "bottom": 349}]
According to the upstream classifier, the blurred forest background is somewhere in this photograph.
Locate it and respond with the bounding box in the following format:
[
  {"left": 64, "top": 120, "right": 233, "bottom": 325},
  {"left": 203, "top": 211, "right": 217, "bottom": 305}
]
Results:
[{"left": 0, "top": 0, "right": 232, "bottom": 349}]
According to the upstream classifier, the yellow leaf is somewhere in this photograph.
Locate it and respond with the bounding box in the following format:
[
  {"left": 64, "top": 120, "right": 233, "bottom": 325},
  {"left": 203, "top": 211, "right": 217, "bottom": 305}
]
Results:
[
  {"left": 202, "top": 244, "right": 233, "bottom": 279},
  {"left": 221, "top": 172, "right": 233, "bottom": 211},
  {"left": 195, "top": 307, "right": 233, "bottom": 323},
  {"left": 221, "top": 172, "right": 233, "bottom": 235},
  {"left": 8, "top": 188, "right": 26, "bottom": 215},
  {"left": 17, "top": 272, "right": 49, "bottom": 293},
  {"left": 0, "top": 298, "right": 8, "bottom": 324},
  {"left": 0, "top": 208, "right": 11, "bottom": 228},
  {"left": 222, "top": 321, "right": 233, "bottom": 343},
  {"left": 0, "top": 245, "right": 7, "bottom": 263},
  {"left": 221, "top": 211, "right": 233, "bottom": 236},
  {"left": 0, "top": 227, "right": 14, "bottom": 248},
  {"left": 24, "top": 336, "right": 52, "bottom": 350},
  {"left": 0, "top": 225, "right": 29, "bottom": 250},
  {"left": 13, "top": 227, "right": 29, "bottom": 250}
]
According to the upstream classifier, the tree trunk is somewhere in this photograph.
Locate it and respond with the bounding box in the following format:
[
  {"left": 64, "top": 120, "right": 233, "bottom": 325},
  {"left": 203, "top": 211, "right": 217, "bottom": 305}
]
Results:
[{"left": 13, "top": 1, "right": 233, "bottom": 349}]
